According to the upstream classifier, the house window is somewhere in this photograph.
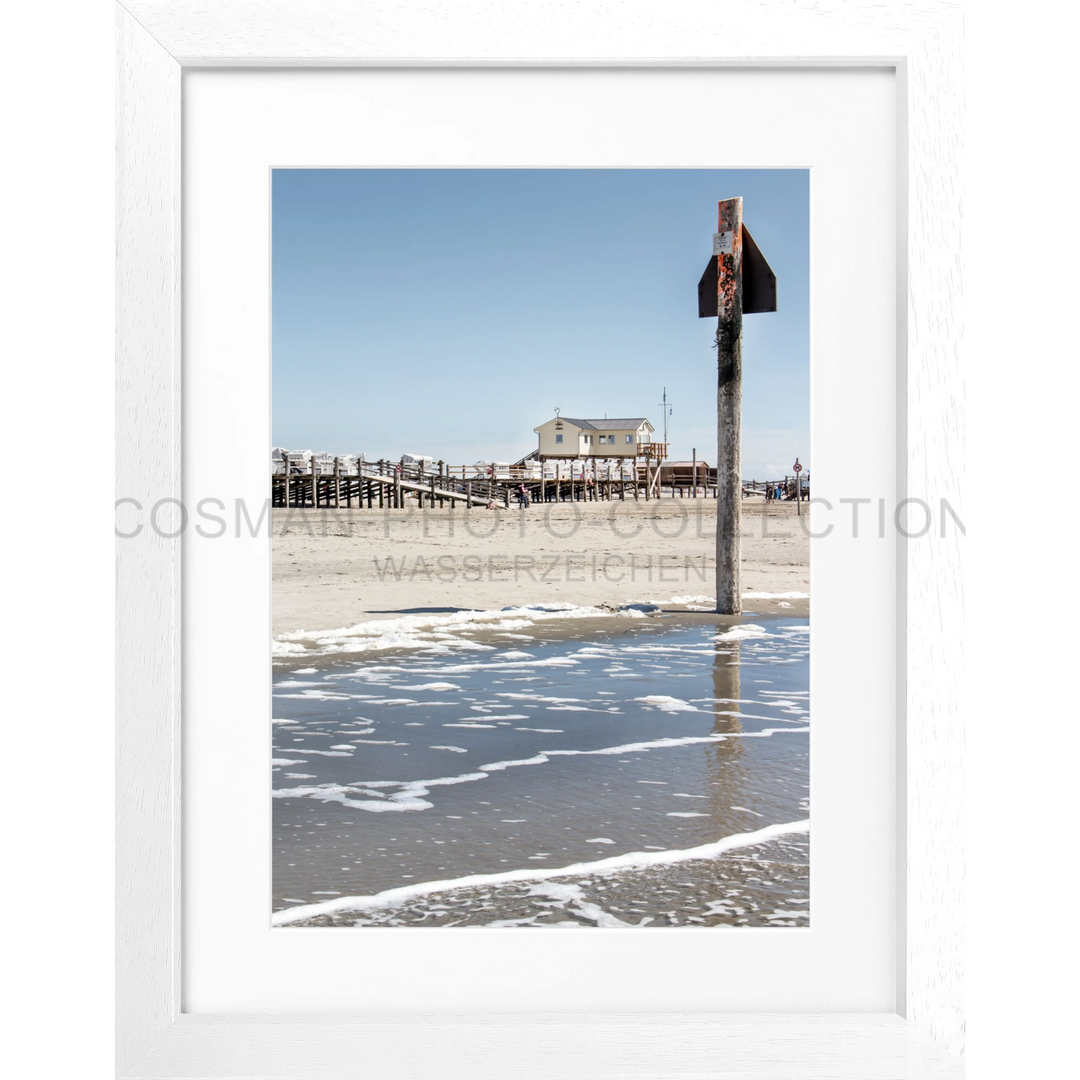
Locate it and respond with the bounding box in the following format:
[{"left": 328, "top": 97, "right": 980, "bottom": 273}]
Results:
[
  {"left": 555, "top": 433, "right": 563, "bottom": 444},
  {"left": 625, "top": 434, "right": 633, "bottom": 443},
  {"left": 585, "top": 435, "right": 592, "bottom": 444}
]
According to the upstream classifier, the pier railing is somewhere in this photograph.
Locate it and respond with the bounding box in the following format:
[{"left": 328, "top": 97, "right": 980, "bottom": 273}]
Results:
[{"left": 270, "top": 452, "right": 807, "bottom": 509}]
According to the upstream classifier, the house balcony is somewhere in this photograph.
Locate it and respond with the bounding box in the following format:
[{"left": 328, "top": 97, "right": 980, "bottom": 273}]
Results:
[{"left": 638, "top": 442, "right": 668, "bottom": 460}]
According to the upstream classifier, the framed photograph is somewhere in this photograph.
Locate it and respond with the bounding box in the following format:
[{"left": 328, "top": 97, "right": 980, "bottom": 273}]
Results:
[{"left": 116, "top": 2, "right": 963, "bottom": 1076}]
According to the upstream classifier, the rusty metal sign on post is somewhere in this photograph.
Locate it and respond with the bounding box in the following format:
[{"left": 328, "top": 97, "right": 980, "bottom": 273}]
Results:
[
  {"left": 698, "top": 225, "right": 776, "bottom": 318},
  {"left": 699, "top": 199, "right": 777, "bottom": 615}
]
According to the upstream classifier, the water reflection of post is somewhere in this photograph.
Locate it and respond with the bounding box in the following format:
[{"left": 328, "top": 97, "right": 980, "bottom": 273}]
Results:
[
  {"left": 712, "top": 636, "right": 743, "bottom": 735},
  {"left": 706, "top": 632, "right": 746, "bottom": 824}
]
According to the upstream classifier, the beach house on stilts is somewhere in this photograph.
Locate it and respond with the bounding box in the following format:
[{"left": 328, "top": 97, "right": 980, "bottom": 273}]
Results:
[{"left": 532, "top": 415, "right": 658, "bottom": 459}]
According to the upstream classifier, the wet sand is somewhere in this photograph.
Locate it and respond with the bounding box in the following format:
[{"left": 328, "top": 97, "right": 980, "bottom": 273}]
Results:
[
  {"left": 271, "top": 614, "right": 810, "bottom": 928},
  {"left": 283, "top": 833, "right": 809, "bottom": 929}
]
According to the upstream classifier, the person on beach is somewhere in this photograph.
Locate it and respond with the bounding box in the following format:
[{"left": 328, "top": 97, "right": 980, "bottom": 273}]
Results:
[{"left": 517, "top": 483, "right": 530, "bottom": 508}]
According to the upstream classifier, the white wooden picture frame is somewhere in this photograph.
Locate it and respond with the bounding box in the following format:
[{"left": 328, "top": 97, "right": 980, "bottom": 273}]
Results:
[{"left": 115, "top": 2, "right": 963, "bottom": 1076}]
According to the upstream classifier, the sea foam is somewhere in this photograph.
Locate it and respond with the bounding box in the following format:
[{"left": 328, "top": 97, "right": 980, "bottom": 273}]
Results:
[{"left": 272, "top": 818, "right": 810, "bottom": 925}]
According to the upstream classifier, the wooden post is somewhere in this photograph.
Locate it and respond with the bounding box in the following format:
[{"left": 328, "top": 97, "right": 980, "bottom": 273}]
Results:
[
  {"left": 311, "top": 455, "right": 318, "bottom": 509},
  {"left": 692, "top": 448, "right": 698, "bottom": 498},
  {"left": 333, "top": 457, "right": 341, "bottom": 508},
  {"left": 715, "top": 196, "right": 743, "bottom": 615},
  {"left": 283, "top": 450, "right": 291, "bottom": 509}
]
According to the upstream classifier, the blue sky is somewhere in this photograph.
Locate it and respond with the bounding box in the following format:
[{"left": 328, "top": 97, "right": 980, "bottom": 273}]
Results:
[{"left": 273, "top": 169, "right": 808, "bottom": 477}]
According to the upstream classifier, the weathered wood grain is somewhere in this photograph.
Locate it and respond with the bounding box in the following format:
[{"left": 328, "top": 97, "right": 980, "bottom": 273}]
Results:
[
  {"left": 896, "top": 21, "right": 965, "bottom": 1055},
  {"left": 127, "top": 1013, "right": 963, "bottom": 1080},
  {"left": 115, "top": 3, "right": 181, "bottom": 1074},
  {"left": 715, "top": 196, "right": 744, "bottom": 615}
]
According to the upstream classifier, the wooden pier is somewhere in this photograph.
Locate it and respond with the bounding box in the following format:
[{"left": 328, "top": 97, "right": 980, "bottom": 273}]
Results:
[
  {"left": 271, "top": 454, "right": 807, "bottom": 509},
  {"left": 273, "top": 455, "right": 681, "bottom": 509}
]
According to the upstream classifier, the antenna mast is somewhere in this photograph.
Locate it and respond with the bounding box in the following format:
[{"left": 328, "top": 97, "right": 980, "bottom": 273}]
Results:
[{"left": 658, "top": 387, "right": 674, "bottom": 448}]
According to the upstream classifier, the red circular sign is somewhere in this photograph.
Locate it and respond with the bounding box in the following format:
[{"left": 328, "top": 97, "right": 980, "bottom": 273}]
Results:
[{"left": 793, "top": 462, "right": 803, "bottom": 473}]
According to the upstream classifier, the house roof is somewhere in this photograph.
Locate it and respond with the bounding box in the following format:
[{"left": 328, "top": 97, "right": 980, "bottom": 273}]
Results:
[{"left": 552, "top": 417, "right": 651, "bottom": 431}]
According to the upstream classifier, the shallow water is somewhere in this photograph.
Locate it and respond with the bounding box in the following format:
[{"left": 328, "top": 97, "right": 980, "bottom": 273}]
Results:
[{"left": 272, "top": 614, "right": 809, "bottom": 927}]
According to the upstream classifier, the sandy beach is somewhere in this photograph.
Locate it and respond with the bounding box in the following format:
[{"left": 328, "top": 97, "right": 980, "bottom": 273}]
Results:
[
  {"left": 272, "top": 495, "right": 809, "bottom": 636},
  {"left": 270, "top": 497, "right": 812, "bottom": 928}
]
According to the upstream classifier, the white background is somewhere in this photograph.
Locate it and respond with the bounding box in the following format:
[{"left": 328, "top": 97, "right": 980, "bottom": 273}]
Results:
[{"left": 183, "top": 66, "right": 896, "bottom": 1013}]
